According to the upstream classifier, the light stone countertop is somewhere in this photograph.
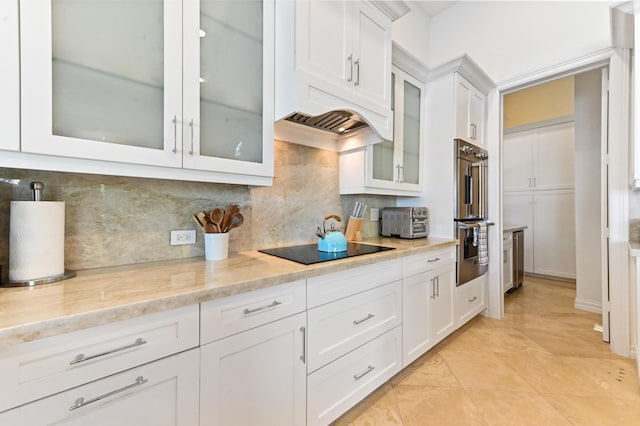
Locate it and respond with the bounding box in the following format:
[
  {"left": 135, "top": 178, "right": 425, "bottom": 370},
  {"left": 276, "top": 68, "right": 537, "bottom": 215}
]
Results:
[
  {"left": 0, "top": 237, "right": 457, "bottom": 347},
  {"left": 503, "top": 224, "right": 528, "bottom": 233}
]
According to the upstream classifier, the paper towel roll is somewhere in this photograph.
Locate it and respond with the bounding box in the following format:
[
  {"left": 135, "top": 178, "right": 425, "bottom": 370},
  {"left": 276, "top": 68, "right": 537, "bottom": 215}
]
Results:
[{"left": 9, "top": 201, "right": 65, "bottom": 282}]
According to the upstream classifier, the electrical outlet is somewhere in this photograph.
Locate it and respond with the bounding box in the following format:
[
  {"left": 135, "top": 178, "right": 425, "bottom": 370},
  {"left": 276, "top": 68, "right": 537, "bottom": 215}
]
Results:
[
  {"left": 370, "top": 207, "right": 379, "bottom": 221},
  {"left": 171, "top": 230, "right": 196, "bottom": 246}
]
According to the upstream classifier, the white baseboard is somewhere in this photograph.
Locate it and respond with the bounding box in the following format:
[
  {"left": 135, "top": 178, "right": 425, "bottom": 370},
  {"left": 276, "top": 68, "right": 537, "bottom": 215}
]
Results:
[{"left": 574, "top": 298, "right": 602, "bottom": 314}]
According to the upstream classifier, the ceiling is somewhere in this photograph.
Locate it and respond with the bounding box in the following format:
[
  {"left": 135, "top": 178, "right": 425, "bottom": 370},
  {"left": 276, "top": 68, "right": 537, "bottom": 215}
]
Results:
[{"left": 412, "top": 1, "right": 457, "bottom": 17}]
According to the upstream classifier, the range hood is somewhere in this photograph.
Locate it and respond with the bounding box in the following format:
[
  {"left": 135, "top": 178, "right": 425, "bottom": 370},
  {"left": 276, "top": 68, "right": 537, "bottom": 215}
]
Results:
[
  {"left": 273, "top": 0, "right": 404, "bottom": 152},
  {"left": 284, "top": 110, "right": 369, "bottom": 135}
]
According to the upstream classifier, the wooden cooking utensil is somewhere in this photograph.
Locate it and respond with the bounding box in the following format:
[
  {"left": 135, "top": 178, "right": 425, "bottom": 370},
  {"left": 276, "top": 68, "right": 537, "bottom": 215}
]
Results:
[
  {"left": 226, "top": 212, "right": 244, "bottom": 232},
  {"left": 210, "top": 208, "right": 225, "bottom": 233}
]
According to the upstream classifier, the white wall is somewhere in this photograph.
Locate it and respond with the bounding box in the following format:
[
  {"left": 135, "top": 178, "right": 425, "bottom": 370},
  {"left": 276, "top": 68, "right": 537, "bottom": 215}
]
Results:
[
  {"left": 391, "top": 5, "right": 430, "bottom": 66},
  {"left": 574, "top": 69, "right": 603, "bottom": 312},
  {"left": 427, "top": 1, "right": 614, "bottom": 84}
]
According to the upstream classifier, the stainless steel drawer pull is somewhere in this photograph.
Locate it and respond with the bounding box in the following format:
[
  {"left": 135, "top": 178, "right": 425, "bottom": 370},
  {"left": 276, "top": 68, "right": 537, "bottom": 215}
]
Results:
[
  {"left": 69, "top": 376, "right": 148, "bottom": 411},
  {"left": 353, "top": 365, "right": 375, "bottom": 381},
  {"left": 353, "top": 313, "right": 375, "bottom": 325},
  {"left": 299, "top": 326, "right": 306, "bottom": 363},
  {"left": 70, "top": 337, "right": 148, "bottom": 365},
  {"left": 243, "top": 300, "right": 282, "bottom": 315},
  {"left": 468, "top": 296, "right": 478, "bottom": 303},
  {"left": 427, "top": 257, "right": 441, "bottom": 263}
]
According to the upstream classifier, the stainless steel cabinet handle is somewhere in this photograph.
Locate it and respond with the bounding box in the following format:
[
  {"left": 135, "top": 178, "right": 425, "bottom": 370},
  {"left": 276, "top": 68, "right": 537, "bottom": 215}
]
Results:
[
  {"left": 427, "top": 257, "right": 440, "bottom": 263},
  {"left": 69, "top": 376, "right": 148, "bottom": 411},
  {"left": 69, "top": 337, "right": 147, "bottom": 365},
  {"left": 172, "top": 115, "right": 177, "bottom": 153},
  {"left": 468, "top": 296, "right": 478, "bottom": 303},
  {"left": 354, "top": 58, "right": 360, "bottom": 86},
  {"left": 431, "top": 277, "right": 437, "bottom": 299},
  {"left": 353, "top": 313, "right": 375, "bottom": 325},
  {"left": 299, "top": 326, "right": 306, "bottom": 363},
  {"left": 243, "top": 300, "right": 282, "bottom": 315},
  {"left": 188, "top": 119, "right": 194, "bottom": 155},
  {"left": 353, "top": 365, "right": 375, "bottom": 381},
  {"left": 436, "top": 276, "right": 440, "bottom": 298},
  {"left": 533, "top": 177, "right": 536, "bottom": 187},
  {"left": 347, "top": 54, "right": 353, "bottom": 82},
  {"left": 529, "top": 177, "right": 532, "bottom": 188}
]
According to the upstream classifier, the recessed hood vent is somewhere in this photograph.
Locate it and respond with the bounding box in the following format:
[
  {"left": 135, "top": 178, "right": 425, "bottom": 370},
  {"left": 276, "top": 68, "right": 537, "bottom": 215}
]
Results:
[{"left": 284, "top": 110, "right": 368, "bottom": 135}]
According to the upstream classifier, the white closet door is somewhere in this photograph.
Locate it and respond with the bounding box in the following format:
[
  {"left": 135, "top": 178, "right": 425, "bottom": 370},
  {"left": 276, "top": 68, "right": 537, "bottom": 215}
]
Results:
[
  {"left": 533, "top": 122, "right": 575, "bottom": 190},
  {"left": 503, "top": 131, "right": 534, "bottom": 192},
  {"left": 533, "top": 189, "right": 576, "bottom": 279},
  {"left": 503, "top": 191, "right": 534, "bottom": 273}
]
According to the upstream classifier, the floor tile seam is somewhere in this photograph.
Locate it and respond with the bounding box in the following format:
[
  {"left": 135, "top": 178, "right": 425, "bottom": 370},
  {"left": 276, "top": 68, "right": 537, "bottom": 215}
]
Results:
[{"left": 439, "top": 351, "right": 538, "bottom": 394}]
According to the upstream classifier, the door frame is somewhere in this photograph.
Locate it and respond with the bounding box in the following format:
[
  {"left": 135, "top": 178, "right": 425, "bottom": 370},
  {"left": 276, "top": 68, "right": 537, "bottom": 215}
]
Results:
[{"left": 486, "top": 48, "right": 630, "bottom": 357}]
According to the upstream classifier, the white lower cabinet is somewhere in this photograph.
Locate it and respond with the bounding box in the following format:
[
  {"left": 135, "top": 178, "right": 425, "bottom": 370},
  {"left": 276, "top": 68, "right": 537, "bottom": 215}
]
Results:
[
  {"left": 503, "top": 232, "right": 514, "bottom": 293},
  {"left": 0, "top": 349, "right": 200, "bottom": 426},
  {"left": 307, "top": 327, "right": 402, "bottom": 426},
  {"left": 455, "top": 274, "right": 487, "bottom": 328},
  {"left": 307, "top": 280, "right": 402, "bottom": 373},
  {"left": 199, "top": 312, "right": 307, "bottom": 426},
  {"left": 0, "top": 305, "right": 199, "bottom": 413},
  {"left": 402, "top": 248, "right": 456, "bottom": 367}
]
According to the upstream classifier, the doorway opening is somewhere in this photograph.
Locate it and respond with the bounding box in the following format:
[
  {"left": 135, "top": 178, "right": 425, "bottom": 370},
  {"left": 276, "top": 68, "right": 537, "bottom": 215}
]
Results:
[{"left": 500, "top": 67, "right": 610, "bottom": 342}]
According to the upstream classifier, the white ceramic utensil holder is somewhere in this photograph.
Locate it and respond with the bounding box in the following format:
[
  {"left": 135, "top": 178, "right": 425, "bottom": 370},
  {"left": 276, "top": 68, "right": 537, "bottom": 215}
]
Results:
[{"left": 205, "top": 233, "right": 229, "bottom": 261}]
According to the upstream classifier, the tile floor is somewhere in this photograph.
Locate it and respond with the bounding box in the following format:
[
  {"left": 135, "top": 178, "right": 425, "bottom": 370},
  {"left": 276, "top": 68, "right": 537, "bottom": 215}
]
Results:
[{"left": 332, "top": 276, "right": 640, "bottom": 425}]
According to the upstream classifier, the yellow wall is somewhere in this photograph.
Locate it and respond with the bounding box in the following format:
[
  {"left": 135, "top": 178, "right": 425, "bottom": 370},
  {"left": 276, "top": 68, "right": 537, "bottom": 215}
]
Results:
[{"left": 503, "top": 76, "right": 574, "bottom": 129}]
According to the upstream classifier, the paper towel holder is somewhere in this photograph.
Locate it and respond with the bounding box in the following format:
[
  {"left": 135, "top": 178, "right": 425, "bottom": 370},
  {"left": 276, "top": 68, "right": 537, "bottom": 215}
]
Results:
[{"left": 1, "top": 181, "right": 77, "bottom": 288}]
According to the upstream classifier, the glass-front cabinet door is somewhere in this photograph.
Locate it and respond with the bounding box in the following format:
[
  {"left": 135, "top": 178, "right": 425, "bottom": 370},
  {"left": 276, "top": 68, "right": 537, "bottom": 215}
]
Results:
[
  {"left": 182, "top": 0, "right": 274, "bottom": 177},
  {"left": 19, "top": 0, "right": 274, "bottom": 183},
  {"left": 367, "top": 66, "right": 424, "bottom": 193},
  {"left": 20, "top": 0, "right": 183, "bottom": 167}
]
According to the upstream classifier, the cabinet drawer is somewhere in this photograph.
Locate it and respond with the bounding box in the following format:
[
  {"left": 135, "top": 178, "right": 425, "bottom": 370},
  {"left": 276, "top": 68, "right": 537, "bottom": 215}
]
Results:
[
  {"left": 402, "top": 247, "right": 455, "bottom": 277},
  {"left": 0, "top": 349, "right": 199, "bottom": 425},
  {"left": 201, "top": 280, "right": 306, "bottom": 344},
  {"left": 455, "top": 274, "right": 486, "bottom": 327},
  {"left": 307, "top": 326, "right": 402, "bottom": 426},
  {"left": 307, "top": 259, "right": 401, "bottom": 308},
  {"left": 0, "top": 305, "right": 199, "bottom": 413},
  {"left": 307, "top": 281, "right": 402, "bottom": 373}
]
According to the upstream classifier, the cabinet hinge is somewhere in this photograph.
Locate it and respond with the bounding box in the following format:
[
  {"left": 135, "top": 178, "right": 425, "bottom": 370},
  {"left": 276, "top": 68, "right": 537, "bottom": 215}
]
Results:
[{"left": 604, "top": 227, "right": 610, "bottom": 238}]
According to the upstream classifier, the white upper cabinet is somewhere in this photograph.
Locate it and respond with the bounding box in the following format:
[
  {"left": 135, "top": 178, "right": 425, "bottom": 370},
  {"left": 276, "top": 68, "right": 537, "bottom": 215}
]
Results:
[
  {"left": 455, "top": 73, "right": 485, "bottom": 145},
  {"left": 0, "top": 0, "right": 19, "bottom": 152},
  {"left": 275, "top": 0, "right": 407, "bottom": 144},
  {"left": 339, "top": 64, "right": 425, "bottom": 195},
  {"left": 503, "top": 122, "right": 575, "bottom": 192},
  {"left": 182, "top": 0, "right": 274, "bottom": 178},
  {"left": 18, "top": 0, "right": 273, "bottom": 185}
]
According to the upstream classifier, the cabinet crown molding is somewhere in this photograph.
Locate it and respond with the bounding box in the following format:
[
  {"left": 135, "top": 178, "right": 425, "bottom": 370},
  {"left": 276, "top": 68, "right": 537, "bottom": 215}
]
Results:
[
  {"left": 369, "top": 1, "right": 411, "bottom": 20},
  {"left": 427, "top": 54, "right": 495, "bottom": 95}
]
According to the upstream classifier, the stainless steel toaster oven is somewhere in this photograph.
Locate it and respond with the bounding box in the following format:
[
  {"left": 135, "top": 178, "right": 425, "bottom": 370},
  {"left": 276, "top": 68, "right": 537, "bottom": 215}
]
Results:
[{"left": 381, "top": 207, "right": 429, "bottom": 239}]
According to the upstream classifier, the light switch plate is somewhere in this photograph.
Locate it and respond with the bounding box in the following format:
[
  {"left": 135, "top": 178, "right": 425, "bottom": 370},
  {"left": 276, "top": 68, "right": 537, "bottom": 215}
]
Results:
[{"left": 370, "top": 207, "right": 379, "bottom": 221}]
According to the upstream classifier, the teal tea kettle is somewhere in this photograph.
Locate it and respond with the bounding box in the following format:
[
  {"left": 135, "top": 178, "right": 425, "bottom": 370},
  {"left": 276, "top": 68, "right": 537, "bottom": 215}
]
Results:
[{"left": 316, "top": 214, "right": 347, "bottom": 252}]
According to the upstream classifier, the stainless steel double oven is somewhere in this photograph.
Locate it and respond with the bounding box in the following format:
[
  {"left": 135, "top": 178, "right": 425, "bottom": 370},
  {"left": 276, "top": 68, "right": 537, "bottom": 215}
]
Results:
[{"left": 454, "top": 139, "right": 490, "bottom": 286}]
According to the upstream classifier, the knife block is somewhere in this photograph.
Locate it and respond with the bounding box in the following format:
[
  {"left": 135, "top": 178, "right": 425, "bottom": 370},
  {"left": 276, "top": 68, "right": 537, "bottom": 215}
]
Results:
[{"left": 345, "top": 216, "right": 363, "bottom": 242}]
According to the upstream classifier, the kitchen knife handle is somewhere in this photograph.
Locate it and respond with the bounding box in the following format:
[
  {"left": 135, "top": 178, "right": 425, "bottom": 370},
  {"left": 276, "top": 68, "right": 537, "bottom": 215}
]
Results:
[{"left": 69, "top": 337, "right": 147, "bottom": 365}]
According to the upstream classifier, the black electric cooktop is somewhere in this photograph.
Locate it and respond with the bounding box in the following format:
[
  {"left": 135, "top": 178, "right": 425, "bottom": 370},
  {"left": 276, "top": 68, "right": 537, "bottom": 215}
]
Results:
[{"left": 259, "top": 242, "right": 395, "bottom": 265}]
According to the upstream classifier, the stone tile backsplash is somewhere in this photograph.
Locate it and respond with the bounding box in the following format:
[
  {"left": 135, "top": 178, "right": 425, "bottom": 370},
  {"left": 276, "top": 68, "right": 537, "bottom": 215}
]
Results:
[{"left": 0, "top": 141, "right": 397, "bottom": 273}]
